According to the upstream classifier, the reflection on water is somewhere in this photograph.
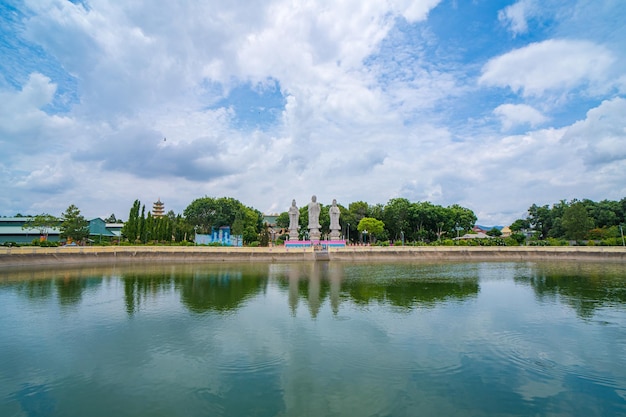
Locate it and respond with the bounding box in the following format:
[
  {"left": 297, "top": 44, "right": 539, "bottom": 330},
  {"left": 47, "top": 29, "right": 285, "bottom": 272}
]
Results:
[
  {"left": 519, "top": 263, "right": 626, "bottom": 318},
  {"left": 1, "top": 261, "right": 626, "bottom": 417},
  {"left": 3, "top": 262, "right": 483, "bottom": 317}
]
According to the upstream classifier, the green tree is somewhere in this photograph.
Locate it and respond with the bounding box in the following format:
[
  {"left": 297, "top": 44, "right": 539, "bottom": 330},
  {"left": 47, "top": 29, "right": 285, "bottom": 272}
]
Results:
[
  {"left": 60, "top": 204, "right": 90, "bottom": 243},
  {"left": 409, "top": 201, "right": 440, "bottom": 242},
  {"left": 275, "top": 212, "right": 290, "bottom": 229},
  {"left": 138, "top": 205, "right": 146, "bottom": 243},
  {"left": 383, "top": 198, "right": 411, "bottom": 241},
  {"left": 343, "top": 201, "right": 370, "bottom": 242},
  {"left": 448, "top": 204, "right": 477, "bottom": 236},
  {"left": 591, "top": 199, "right": 620, "bottom": 228},
  {"left": 22, "top": 213, "right": 59, "bottom": 240},
  {"left": 122, "top": 200, "right": 141, "bottom": 242},
  {"left": 357, "top": 217, "right": 385, "bottom": 243},
  {"left": 510, "top": 218, "right": 530, "bottom": 232},
  {"left": 259, "top": 223, "right": 270, "bottom": 247},
  {"left": 171, "top": 213, "right": 193, "bottom": 242},
  {"left": 104, "top": 213, "right": 120, "bottom": 223},
  {"left": 528, "top": 204, "right": 553, "bottom": 239},
  {"left": 487, "top": 227, "right": 502, "bottom": 237},
  {"left": 562, "top": 202, "right": 594, "bottom": 240},
  {"left": 184, "top": 197, "right": 262, "bottom": 244}
]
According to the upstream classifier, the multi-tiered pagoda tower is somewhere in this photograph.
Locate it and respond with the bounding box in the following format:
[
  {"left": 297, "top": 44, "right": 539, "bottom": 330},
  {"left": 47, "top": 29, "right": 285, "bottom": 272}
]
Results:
[{"left": 152, "top": 198, "right": 165, "bottom": 218}]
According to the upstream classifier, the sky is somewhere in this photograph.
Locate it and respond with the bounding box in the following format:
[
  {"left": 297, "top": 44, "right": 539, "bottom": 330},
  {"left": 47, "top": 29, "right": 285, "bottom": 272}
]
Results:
[{"left": 1, "top": 0, "right": 625, "bottom": 225}]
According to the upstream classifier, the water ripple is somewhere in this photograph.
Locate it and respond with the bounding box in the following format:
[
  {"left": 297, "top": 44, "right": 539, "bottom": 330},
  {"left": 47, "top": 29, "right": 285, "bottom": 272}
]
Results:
[{"left": 218, "top": 356, "right": 284, "bottom": 376}]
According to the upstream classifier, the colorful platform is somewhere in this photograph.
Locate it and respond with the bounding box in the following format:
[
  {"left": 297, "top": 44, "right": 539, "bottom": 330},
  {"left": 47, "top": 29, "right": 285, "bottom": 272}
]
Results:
[{"left": 284, "top": 240, "right": 346, "bottom": 248}]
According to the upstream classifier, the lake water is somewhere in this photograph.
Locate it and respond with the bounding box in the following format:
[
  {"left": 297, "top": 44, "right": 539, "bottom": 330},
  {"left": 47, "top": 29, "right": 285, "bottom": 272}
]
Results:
[{"left": 1, "top": 261, "right": 625, "bottom": 417}]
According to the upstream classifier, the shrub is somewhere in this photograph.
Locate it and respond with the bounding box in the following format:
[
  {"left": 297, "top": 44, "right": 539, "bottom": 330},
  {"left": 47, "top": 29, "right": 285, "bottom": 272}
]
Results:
[
  {"left": 600, "top": 238, "right": 623, "bottom": 246},
  {"left": 509, "top": 233, "right": 526, "bottom": 245}
]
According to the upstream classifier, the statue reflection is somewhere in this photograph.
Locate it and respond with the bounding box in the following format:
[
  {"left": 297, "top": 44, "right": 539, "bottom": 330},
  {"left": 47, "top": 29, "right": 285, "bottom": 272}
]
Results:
[
  {"left": 285, "top": 263, "right": 344, "bottom": 318},
  {"left": 281, "top": 263, "right": 481, "bottom": 316},
  {"left": 307, "top": 263, "right": 321, "bottom": 318},
  {"left": 329, "top": 265, "right": 341, "bottom": 315},
  {"left": 288, "top": 266, "right": 300, "bottom": 315}
]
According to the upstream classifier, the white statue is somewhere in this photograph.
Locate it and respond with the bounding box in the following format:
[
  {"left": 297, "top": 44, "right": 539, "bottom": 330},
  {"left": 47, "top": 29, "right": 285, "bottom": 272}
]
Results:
[
  {"left": 308, "top": 195, "right": 321, "bottom": 229},
  {"left": 329, "top": 199, "right": 341, "bottom": 240},
  {"left": 308, "top": 195, "right": 321, "bottom": 241},
  {"left": 288, "top": 199, "right": 299, "bottom": 240}
]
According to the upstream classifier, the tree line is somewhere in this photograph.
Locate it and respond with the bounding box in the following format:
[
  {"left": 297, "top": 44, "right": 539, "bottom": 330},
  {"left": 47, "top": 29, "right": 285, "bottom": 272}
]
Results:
[
  {"left": 121, "top": 197, "right": 263, "bottom": 245},
  {"left": 16, "top": 195, "right": 626, "bottom": 246},
  {"left": 510, "top": 198, "right": 626, "bottom": 243}
]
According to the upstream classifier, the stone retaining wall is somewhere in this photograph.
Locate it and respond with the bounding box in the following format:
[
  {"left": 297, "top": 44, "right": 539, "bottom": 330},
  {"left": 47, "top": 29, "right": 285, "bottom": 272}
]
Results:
[{"left": 1, "top": 246, "right": 625, "bottom": 267}]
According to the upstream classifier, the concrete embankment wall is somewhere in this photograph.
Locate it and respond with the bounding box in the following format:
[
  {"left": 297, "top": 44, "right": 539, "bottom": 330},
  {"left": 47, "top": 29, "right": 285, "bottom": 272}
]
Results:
[
  {"left": 0, "top": 246, "right": 314, "bottom": 267},
  {"left": 1, "top": 246, "right": 625, "bottom": 268},
  {"left": 331, "top": 246, "right": 626, "bottom": 262}
]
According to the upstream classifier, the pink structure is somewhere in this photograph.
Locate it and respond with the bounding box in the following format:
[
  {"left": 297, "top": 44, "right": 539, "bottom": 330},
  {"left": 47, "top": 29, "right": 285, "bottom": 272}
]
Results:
[{"left": 284, "top": 240, "right": 346, "bottom": 248}]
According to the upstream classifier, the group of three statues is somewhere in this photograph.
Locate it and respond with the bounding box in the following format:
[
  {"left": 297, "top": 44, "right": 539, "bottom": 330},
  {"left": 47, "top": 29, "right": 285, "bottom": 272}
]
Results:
[{"left": 288, "top": 196, "right": 341, "bottom": 241}]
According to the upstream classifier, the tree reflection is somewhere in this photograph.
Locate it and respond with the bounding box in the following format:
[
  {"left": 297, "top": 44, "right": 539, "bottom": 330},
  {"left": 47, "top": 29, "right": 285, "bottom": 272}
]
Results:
[
  {"left": 342, "top": 278, "right": 479, "bottom": 309},
  {"left": 55, "top": 275, "right": 101, "bottom": 306},
  {"left": 13, "top": 279, "right": 54, "bottom": 301},
  {"left": 123, "top": 272, "right": 175, "bottom": 315},
  {"left": 176, "top": 269, "right": 269, "bottom": 314},
  {"left": 521, "top": 263, "right": 626, "bottom": 318},
  {"left": 7, "top": 262, "right": 622, "bottom": 318}
]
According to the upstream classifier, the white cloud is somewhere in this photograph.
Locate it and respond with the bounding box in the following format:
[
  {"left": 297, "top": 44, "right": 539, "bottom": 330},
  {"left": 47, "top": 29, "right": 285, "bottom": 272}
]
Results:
[
  {"left": 479, "top": 39, "right": 615, "bottom": 97},
  {"left": 394, "top": 0, "right": 442, "bottom": 23},
  {"left": 0, "top": 72, "right": 74, "bottom": 153},
  {"left": 562, "top": 97, "right": 626, "bottom": 167},
  {"left": 2, "top": 0, "right": 625, "bottom": 226},
  {"left": 15, "top": 157, "right": 76, "bottom": 193},
  {"left": 498, "top": 0, "right": 536, "bottom": 36},
  {"left": 493, "top": 103, "right": 548, "bottom": 130}
]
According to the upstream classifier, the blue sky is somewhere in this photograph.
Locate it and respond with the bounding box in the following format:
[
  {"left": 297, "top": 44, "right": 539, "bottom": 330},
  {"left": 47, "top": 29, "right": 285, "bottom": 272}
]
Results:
[{"left": 1, "top": 0, "right": 625, "bottom": 225}]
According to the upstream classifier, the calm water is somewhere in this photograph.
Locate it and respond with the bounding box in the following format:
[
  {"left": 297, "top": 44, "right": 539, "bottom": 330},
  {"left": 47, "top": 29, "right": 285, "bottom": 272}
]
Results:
[{"left": 1, "top": 261, "right": 626, "bottom": 417}]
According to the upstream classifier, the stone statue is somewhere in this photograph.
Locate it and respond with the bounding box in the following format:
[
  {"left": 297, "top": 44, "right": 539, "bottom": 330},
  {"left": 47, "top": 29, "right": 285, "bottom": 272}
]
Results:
[
  {"left": 329, "top": 199, "right": 341, "bottom": 240},
  {"left": 308, "top": 195, "right": 321, "bottom": 241},
  {"left": 288, "top": 199, "right": 299, "bottom": 240}
]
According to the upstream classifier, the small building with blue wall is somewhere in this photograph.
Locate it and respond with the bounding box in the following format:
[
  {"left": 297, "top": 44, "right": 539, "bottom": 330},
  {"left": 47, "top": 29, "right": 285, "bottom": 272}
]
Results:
[{"left": 195, "top": 226, "right": 243, "bottom": 246}]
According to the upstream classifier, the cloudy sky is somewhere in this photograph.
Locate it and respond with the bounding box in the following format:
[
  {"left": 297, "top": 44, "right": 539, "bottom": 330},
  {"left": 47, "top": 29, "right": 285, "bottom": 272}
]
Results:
[{"left": 1, "top": 0, "right": 625, "bottom": 225}]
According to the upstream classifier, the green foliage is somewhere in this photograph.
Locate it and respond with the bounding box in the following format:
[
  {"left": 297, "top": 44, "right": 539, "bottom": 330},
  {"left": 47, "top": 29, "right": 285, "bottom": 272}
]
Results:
[
  {"left": 104, "top": 213, "right": 120, "bottom": 223},
  {"left": 122, "top": 200, "right": 141, "bottom": 242},
  {"left": 383, "top": 198, "right": 411, "bottom": 241},
  {"left": 22, "top": 213, "right": 59, "bottom": 238},
  {"left": 60, "top": 204, "right": 90, "bottom": 243},
  {"left": 487, "top": 227, "right": 502, "bottom": 237},
  {"left": 522, "top": 198, "right": 625, "bottom": 243},
  {"left": 357, "top": 217, "right": 385, "bottom": 242},
  {"left": 275, "top": 212, "right": 290, "bottom": 229},
  {"left": 183, "top": 196, "right": 262, "bottom": 244},
  {"left": 562, "top": 202, "right": 594, "bottom": 240},
  {"left": 509, "top": 232, "right": 526, "bottom": 245},
  {"left": 259, "top": 224, "right": 270, "bottom": 247},
  {"left": 510, "top": 218, "right": 530, "bottom": 232}
]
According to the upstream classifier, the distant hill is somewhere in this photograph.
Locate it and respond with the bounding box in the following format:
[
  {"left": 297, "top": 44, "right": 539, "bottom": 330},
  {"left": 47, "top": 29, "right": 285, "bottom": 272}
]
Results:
[{"left": 475, "top": 225, "right": 504, "bottom": 231}]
